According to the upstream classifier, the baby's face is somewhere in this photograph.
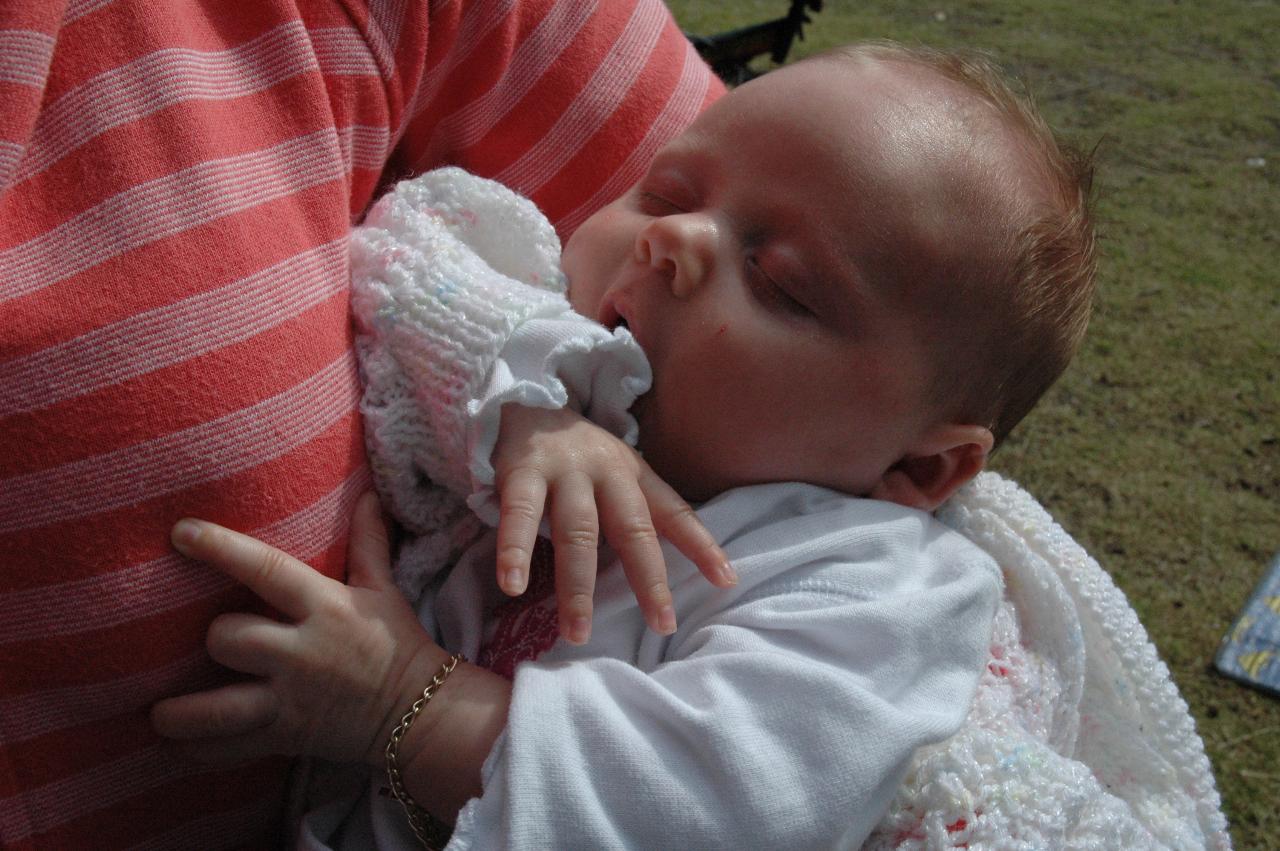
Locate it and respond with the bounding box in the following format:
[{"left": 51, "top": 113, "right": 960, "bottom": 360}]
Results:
[{"left": 564, "top": 56, "right": 1009, "bottom": 501}]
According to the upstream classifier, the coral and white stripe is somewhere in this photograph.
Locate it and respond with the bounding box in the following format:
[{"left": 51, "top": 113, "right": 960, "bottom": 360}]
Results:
[
  {"left": 0, "top": 238, "right": 348, "bottom": 416},
  {"left": 361, "top": 0, "right": 411, "bottom": 77},
  {"left": 1, "top": 130, "right": 347, "bottom": 303},
  {"left": 495, "top": 0, "right": 666, "bottom": 192},
  {"left": 14, "top": 23, "right": 321, "bottom": 183},
  {"left": 0, "top": 467, "right": 369, "bottom": 645},
  {"left": 0, "top": 1, "right": 721, "bottom": 847},
  {"left": 64, "top": 0, "right": 116, "bottom": 25},
  {"left": 338, "top": 122, "right": 394, "bottom": 170},
  {"left": 311, "top": 26, "right": 385, "bottom": 76},
  {"left": 0, "top": 30, "right": 55, "bottom": 86},
  {"left": 1, "top": 651, "right": 217, "bottom": 744},
  {"left": 0, "top": 351, "right": 358, "bottom": 534},
  {"left": 559, "top": 46, "right": 711, "bottom": 235},
  {"left": 0, "top": 141, "right": 21, "bottom": 184},
  {"left": 403, "top": 0, "right": 515, "bottom": 127},
  {"left": 436, "top": 0, "right": 598, "bottom": 150},
  {"left": 0, "top": 746, "right": 209, "bottom": 844}
]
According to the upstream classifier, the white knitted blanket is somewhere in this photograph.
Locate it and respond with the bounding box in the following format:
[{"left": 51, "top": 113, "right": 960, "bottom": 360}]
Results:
[{"left": 867, "top": 472, "right": 1231, "bottom": 849}]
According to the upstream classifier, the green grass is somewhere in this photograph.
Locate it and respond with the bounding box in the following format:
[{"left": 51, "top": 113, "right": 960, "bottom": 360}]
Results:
[{"left": 669, "top": 2, "right": 1280, "bottom": 846}]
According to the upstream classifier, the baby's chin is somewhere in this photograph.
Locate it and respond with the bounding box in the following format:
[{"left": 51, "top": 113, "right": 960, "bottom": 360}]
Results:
[{"left": 634, "top": 403, "right": 875, "bottom": 504}]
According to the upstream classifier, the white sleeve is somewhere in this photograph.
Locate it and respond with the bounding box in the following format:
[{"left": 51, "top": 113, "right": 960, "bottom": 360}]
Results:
[
  {"left": 351, "top": 167, "right": 648, "bottom": 534},
  {"left": 449, "top": 500, "right": 1003, "bottom": 850},
  {"left": 464, "top": 314, "right": 650, "bottom": 525}
]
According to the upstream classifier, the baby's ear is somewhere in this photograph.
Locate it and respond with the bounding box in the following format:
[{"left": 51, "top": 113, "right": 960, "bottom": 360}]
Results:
[{"left": 868, "top": 424, "right": 993, "bottom": 512}]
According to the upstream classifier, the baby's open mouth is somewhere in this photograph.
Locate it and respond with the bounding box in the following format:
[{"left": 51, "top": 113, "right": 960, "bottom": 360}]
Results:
[{"left": 599, "top": 297, "right": 627, "bottom": 331}]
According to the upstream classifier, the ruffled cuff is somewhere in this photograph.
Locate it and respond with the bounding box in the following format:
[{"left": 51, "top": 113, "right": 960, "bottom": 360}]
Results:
[{"left": 464, "top": 313, "right": 651, "bottom": 526}]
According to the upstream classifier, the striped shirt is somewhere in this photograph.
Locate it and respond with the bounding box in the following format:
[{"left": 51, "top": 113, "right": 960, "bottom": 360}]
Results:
[{"left": 0, "top": 1, "right": 722, "bottom": 847}]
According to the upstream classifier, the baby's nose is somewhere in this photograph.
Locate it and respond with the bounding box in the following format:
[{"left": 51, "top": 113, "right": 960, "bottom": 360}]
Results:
[{"left": 635, "top": 214, "right": 718, "bottom": 298}]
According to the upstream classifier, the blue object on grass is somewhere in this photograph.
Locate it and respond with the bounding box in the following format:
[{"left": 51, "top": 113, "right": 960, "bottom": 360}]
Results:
[{"left": 1215, "top": 551, "right": 1280, "bottom": 698}]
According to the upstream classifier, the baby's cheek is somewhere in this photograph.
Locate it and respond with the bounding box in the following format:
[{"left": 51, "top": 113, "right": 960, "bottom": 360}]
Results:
[{"left": 853, "top": 350, "right": 919, "bottom": 419}]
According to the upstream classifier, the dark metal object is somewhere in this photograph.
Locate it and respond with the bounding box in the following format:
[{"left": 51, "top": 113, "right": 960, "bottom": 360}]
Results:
[{"left": 685, "top": 0, "right": 824, "bottom": 85}]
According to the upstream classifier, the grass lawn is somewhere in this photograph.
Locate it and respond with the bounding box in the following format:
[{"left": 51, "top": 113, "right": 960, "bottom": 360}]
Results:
[{"left": 668, "top": 2, "right": 1280, "bottom": 847}]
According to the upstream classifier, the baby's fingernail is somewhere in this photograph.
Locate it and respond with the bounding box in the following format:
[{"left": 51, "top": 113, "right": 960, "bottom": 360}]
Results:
[
  {"left": 718, "top": 560, "right": 738, "bottom": 586},
  {"left": 566, "top": 616, "right": 591, "bottom": 645},
  {"left": 171, "top": 519, "right": 202, "bottom": 553},
  {"left": 656, "top": 606, "right": 677, "bottom": 635},
  {"left": 504, "top": 568, "right": 526, "bottom": 595}
]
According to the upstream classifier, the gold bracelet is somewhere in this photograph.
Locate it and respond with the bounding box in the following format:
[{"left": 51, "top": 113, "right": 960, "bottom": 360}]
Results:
[{"left": 385, "top": 653, "right": 464, "bottom": 850}]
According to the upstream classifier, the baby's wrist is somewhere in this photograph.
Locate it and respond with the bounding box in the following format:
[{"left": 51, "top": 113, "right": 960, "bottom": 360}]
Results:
[
  {"left": 391, "top": 659, "right": 514, "bottom": 822},
  {"left": 369, "top": 643, "right": 454, "bottom": 768}
]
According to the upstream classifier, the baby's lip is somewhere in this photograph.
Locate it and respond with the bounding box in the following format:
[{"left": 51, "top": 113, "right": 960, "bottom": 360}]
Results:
[
  {"left": 601, "top": 293, "right": 633, "bottom": 335},
  {"left": 601, "top": 282, "right": 649, "bottom": 354},
  {"left": 598, "top": 296, "right": 621, "bottom": 329}
]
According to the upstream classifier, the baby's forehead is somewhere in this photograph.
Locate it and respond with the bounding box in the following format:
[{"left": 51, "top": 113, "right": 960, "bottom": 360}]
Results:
[
  {"left": 819, "top": 54, "right": 1049, "bottom": 202},
  {"left": 653, "top": 55, "right": 1043, "bottom": 300}
]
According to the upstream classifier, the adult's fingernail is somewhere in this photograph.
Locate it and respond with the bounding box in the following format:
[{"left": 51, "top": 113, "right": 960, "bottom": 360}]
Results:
[
  {"left": 656, "top": 606, "right": 677, "bottom": 635},
  {"left": 719, "top": 560, "right": 738, "bottom": 586},
  {"left": 504, "top": 568, "right": 526, "bottom": 595}
]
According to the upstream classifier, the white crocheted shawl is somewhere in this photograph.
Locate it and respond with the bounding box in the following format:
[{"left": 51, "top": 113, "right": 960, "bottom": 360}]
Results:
[{"left": 867, "top": 472, "right": 1231, "bottom": 849}]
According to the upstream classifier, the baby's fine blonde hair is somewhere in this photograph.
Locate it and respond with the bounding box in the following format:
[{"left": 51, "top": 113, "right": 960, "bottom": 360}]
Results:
[{"left": 811, "top": 42, "right": 1097, "bottom": 445}]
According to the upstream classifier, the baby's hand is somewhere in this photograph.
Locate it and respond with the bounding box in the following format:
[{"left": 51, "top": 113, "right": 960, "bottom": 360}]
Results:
[
  {"left": 492, "top": 405, "right": 735, "bottom": 645},
  {"left": 150, "top": 494, "right": 438, "bottom": 767}
]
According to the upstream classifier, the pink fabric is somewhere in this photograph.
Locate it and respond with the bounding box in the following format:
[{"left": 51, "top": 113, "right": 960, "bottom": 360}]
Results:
[{"left": 478, "top": 538, "right": 560, "bottom": 679}]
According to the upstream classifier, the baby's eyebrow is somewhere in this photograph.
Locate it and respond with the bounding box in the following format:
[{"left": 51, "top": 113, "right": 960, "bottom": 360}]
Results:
[{"left": 650, "top": 132, "right": 719, "bottom": 176}]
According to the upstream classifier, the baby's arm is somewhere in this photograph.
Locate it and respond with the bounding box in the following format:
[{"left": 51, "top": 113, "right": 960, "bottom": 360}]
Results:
[
  {"left": 353, "top": 169, "right": 732, "bottom": 635},
  {"left": 450, "top": 495, "right": 1004, "bottom": 848},
  {"left": 150, "top": 495, "right": 507, "bottom": 820}
]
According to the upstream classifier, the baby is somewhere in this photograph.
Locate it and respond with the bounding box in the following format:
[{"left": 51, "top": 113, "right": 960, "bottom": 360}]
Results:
[{"left": 152, "top": 41, "right": 1095, "bottom": 849}]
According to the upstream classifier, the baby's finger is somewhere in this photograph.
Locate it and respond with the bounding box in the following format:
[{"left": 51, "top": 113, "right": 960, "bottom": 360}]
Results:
[
  {"left": 638, "top": 466, "right": 737, "bottom": 588},
  {"left": 549, "top": 475, "right": 599, "bottom": 645},
  {"left": 151, "top": 681, "right": 279, "bottom": 741},
  {"left": 346, "top": 491, "right": 395, "bottom": 592},
  {"left": 171, "top": 519, "right": 328, "bottom": 620},
  {"left": 206, "top": 612, "right": 295, "bottom": 676},
  {"left": 164, "top": 728, "right": 287, "bottom": 766},
  {"left": 496, "top": 468, "right": 548, "bottom": 596},
  {"left": 597, "top": 478, "right": 676, "bottom": 636}
]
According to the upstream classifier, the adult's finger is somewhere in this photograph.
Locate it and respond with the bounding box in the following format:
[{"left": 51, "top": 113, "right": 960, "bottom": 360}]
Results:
[
  {"left": 638, "top": 465, "right": 737, "bottom": 588},
  {"left": 171, "top": 519, "right": 329, "bottom": 620},
  {"left": 597, "top": 477, "right": 676, "bottom": 636},
  {"left": 495, "top": 468, "right": 548, "bottom": 596},
  {"left": 151, "top": 681, "right": 278, "bottom": 740},
  {"left": 548, "top": 474, "right": 599, "bottom": 645}
]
